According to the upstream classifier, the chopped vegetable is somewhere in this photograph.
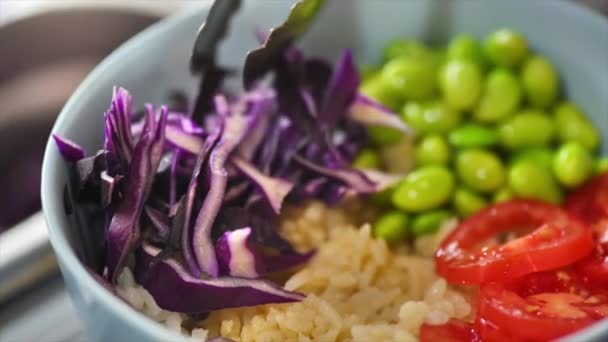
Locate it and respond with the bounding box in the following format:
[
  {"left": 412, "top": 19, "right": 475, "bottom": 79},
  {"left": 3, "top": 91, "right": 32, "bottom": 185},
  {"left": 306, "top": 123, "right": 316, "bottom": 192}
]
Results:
[
  {"left": 483, "top": 29, "right": 529, "bottom": 67},
  {"left": 135, "top": 244, "right": 304, "bottom": 313},
  {"left": 107, "top": 105, "right": 168, "bottom": 281},
  {"left": 456, "top": 149, "right": 506, "bottom": 193},
  {"left": 411, "top": 210, "right": 452, "bottom": 236},
  {"left": 392, "top": 165, "right": 455, "bottom": 212},
  {"left": 478, "top": 271, "right": 608, "bottom": 341},
  {"left": 553, "top": 142, "right": 594, "bottom": 188},
  {"left": 231, "top": 156, "right": 294, "bottom": 214},
  {"left": 435, "top": 199, "right": 594, "bottom": 284},
  {"left": 54, "top": 42, "right": 400, "bottom": 312},
  {"left": 372, "top": 211, "right": 409, "bottom": 244},
  {"left": 215, "top": 227, "right": 264, "bottom": 278},
  {"left": 415, "top": 134, "right": 450, "bottom": 166},
  {"left": 438, "top": 59, "right": 482, "bottom": 111},
  {"left": 509, "top": 160, "right": 563, "bottom": 204},
  {"left": 474, "top": 68, "right": 521, "bottom": 123},
  {"left": 521, "top": 55, "right": 559, "bottom": 109},
  {"left": 554, "top": 102, "right": 600, "bottom": 150},
  {"left": 52, "top": 134, "right": 86, "bottom": 162},
  {"left": 348, "top": 94, "right": 411, "bottom": 134},
  {"left": 243, "top": 0, "right": 326, "bottom": 88}
]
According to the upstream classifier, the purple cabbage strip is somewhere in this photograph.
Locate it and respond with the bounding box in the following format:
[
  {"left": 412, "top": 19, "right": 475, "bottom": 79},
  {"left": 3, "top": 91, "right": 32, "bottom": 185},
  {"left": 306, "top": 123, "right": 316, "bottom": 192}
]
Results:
[
  {"left": 100, "top": 171, "right": 115, "bottom": 208},
  {"left": 263, "top": 250, "right": 315, "bottom": 274},
  {"left": 192, "top": 113, "right": 248, "bottom": 277},
  {"left": 168, "top": 149, "right": 181, "bottom": 210},
  {"left": 131, "top": 112, "right": 204, "bottom": 137},
  {"left": 104, "top": 115, "right": 116, "bottom": 159},
  {"left": 223, "top": 181, "right": 250, "bottom": 203},
  {"left": 292, "top": 154, "right": 376, "bottom": 194},
  {"left": 215, "top": 227, "right": 265, "bottom": 278},
  {"left": 106, "top": 107, "right": 167, "bottom": 281},
  {"left": 237, "top": 89, "right": 276, "bottom": 161},
  {"left": 107, "top": 87, "right": 134, "bottom": 164},
  {"left": 303, "top": 58, "right": 332, "bottom": 105},
  {"left": 106, "top": 131, "right": 152, "bottom": 281},
  {"left": 348, "top": 94, "right": 411, "bottom": 134},
  {"left": 318, "top": 49, "right": 360, "bottom": 129},
  {"left": 135, "top": 243, "right": 304, "bottom": 313},
  {"left": 148, "top": 106, "right": 168, "bottom": 181},
  {"left": 299, "top": 88, "right": 318, "bottom": 118},
  {"left": 301, "top": 178, "right": 326, "bottom": 197},
  {"left": 144, "top": 206, "right": 171, "bottom": 241},
  {"left": 74, "top": 151, "right": 107, "bottom": 189},
  {"left": 179, "top": 117, "right": 205, "bottom": 136},
  {"left": 181, "top": 124, "right": 223, "bottom": 276},
  {"left": 359, "top": 169, "right": 403, "bottom": 192},
  {"left": 52, "top": 134, "right": 86, "bottom": 162},
  {"left": 214, "top": 94, "right": 230, "bottom": 118},
  {"left": 231, "top": 156, "right": 294, "bottom": 214},
  {"left": 165, "top": 125, "right": 205, "bottom": 155}
]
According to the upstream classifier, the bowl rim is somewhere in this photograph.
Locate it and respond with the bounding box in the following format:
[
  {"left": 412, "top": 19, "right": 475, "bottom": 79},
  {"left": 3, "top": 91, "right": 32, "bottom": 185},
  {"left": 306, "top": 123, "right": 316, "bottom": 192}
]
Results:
[{"left": 41, "top": 0, "right": 608, "bottom": 341}]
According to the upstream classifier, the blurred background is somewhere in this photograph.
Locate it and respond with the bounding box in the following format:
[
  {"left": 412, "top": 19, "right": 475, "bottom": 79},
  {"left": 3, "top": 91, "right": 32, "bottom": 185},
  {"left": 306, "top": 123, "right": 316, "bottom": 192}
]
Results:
[{"left": 0, "top": 0, "right": 606, "bottom": 341}]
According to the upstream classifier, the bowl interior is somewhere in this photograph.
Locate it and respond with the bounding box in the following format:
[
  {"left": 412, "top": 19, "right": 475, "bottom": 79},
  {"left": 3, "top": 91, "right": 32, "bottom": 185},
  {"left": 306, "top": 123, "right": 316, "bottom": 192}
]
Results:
[{"left": 42, "top": 0, "right": 608, "bottom": 340}]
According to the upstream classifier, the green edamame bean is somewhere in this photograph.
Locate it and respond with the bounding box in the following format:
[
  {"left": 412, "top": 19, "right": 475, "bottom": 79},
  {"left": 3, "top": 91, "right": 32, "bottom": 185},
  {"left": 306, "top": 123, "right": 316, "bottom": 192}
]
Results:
[
  {"left": 493, "top": 187, "right": 515, "bottom": 203},
  {"left": 498, "top": 110, "right": 555, "bottom": 150},
  {"left": 401, "top": 100, "right": 461, "bottom": 134},
  {"left": 456, "top": 149, "right": 506, "bottom": 193},
  {"left": 383, "top": 39, "right": 434, "bottom": 61},
  {"left": 439, "top": 59, "right": 482, "bottom": 111},
  {"left": 554, "top": 102, "right": 600, "bottom": 151},
  {"left": 453, "top": 187, "right": 488, "bottom": 217},
  {"left": 553, "top": 142, "right": 594, "bottom": 188},
  {"left": 447, "top": 34, "right": 485, "bottom": 66},
  {"left": 360, "top": 75, "right": 402, "bottom": 111},
  {"left": 511, "top": 147, "right": 555, "bottom": 171},
  {"left": 411, "top": 210, "right": 453, "bottom": 236},
  {"left": 368, "top": 126, "right": 403, "bottom": 146},
  {"left": 392, "top": 165, "right": 455, "bottom": 212},
  {"left": 380, "top": 57, "right": 436, "bottom": 101},
  {"left": 484, "top": 29, "right": 529, "bottom": 67},
  {"left": 373, "top": 211, "right": 410, "bottom": 244},
  {"left": 521, "top": 55, "right": 559, "bottom": 109},
  {"left": 448, "top": 124, "right": 499, "bottom": 149},
  {"left": 597, "top": 158, "right": 608, "bottom": 174},
  {"left": 415, "top": 134, "right": 450, "bottom": 166},
  {"left": 353, "top": 148, "right": 382, "bottom": 169},
  {"left": 509, "top": 161, "right": 563, "bottom": 204},
  {"left": 474, "top": 68, "right": 522, "bottom": 122}
]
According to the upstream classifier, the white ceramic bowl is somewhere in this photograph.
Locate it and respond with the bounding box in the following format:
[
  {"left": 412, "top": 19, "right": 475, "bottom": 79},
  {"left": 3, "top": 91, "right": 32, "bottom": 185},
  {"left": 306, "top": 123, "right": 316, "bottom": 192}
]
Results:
[{"left": 42, "top": 1, "right": 608, "bottom": 340}]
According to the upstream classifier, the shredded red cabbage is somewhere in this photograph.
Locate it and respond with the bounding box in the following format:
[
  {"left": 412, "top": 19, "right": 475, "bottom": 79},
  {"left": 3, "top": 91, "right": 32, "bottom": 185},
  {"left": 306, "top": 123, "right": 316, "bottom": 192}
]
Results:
[
  {"left": 54, "top": 44, "right": 399, "bottom": 314},
  {"left": 135, "top": 244, "right": 303, "bottom": 313}
]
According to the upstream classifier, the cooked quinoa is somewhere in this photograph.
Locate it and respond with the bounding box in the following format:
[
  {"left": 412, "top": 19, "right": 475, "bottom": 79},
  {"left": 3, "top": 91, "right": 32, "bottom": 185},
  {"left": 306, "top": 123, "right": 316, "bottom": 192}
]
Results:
[{"left": 116, "top": 201, "right": 471, "bottom": 341}]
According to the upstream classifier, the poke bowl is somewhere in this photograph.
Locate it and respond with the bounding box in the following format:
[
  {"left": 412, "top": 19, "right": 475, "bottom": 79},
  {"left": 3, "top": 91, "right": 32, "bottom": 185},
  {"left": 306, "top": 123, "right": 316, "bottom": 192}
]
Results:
[{"left": 41, "top": 0, "right": 608, "bottom": 341}]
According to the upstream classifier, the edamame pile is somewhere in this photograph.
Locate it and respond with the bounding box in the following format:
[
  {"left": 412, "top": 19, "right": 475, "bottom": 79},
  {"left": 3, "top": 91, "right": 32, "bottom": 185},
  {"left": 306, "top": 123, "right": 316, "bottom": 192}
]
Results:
[{"left": 357, "top": 29, "right": 604, "bottom": 243}]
